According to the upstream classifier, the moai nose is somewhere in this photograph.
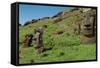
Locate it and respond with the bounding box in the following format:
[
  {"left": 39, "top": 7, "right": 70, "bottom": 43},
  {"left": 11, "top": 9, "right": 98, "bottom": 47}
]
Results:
[{"left": 84, "top": 24, "right": 91, "bottom": 27}]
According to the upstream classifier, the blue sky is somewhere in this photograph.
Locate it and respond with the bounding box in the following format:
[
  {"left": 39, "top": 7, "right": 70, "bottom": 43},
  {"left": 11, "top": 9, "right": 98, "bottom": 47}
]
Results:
[{"left": 19, "top": 4, "right": 71, "bottom": 25}]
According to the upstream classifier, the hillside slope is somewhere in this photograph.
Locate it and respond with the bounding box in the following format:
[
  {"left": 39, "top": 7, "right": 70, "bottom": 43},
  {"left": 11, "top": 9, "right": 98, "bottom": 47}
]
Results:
[{"left": 19, "top": 8, "right": 96, "bottom": 64}]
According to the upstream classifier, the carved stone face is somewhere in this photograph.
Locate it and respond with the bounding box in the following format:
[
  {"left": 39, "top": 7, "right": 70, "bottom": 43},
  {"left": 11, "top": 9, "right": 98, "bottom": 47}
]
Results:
[{"left": 81, "top": 15, "right": 95, "bottom": 37}]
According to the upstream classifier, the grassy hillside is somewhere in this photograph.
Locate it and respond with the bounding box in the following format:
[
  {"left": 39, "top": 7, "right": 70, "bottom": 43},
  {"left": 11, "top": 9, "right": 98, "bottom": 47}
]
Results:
[{"left": 19, "top": 8, "right": 96, "bottom": 64}]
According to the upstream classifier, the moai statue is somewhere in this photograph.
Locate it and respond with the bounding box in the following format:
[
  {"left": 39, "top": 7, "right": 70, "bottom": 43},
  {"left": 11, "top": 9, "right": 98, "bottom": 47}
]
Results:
[
  {"left": 23, "top": 34, "right": 33, "bottom": 47},
  {"left": 53, "top": 17, "right": 62, "bottom": 23},
  {"left": 80, "top": 13, "right": 96, "bottom": 44},
  {"left": 33, "top": 27, "right": 44, "bottom": 54}
]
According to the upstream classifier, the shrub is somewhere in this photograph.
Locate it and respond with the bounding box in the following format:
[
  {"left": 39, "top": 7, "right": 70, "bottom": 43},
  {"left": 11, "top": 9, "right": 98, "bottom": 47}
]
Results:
[
  {"left": 24, "top": 21, "right": 31, "bottom": 26},
  {"left": 31, "top": 19, "right": 38, "bottom": 23},
  {"left": 19, "top": 23, "right": 22, "bottom": 26}
]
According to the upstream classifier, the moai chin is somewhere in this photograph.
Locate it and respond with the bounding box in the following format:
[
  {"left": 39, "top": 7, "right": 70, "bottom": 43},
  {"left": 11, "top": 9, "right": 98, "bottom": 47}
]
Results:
[
  {"left": 34, "top": 27, "right": 44, "bottom": 54},
  {"left": 80, "top": 13, "right": 96, "bottom": 44}
]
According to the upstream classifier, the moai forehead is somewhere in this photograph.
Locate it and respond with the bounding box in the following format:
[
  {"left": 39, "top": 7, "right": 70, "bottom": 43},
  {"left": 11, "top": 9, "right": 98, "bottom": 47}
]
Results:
[
  {"left": 83, "top": 15, "right": 94, "bottom": 25},
  {"left": 34, "top": 27, "right": 43, "bottom": 34}
]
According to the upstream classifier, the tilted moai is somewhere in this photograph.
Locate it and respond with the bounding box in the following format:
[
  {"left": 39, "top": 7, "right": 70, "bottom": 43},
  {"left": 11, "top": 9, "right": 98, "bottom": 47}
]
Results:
[
  {"left": 33, "top": 27, "right": 44, "bottom": 54},
  {"left": 23, "top": 34, "right": 33, "bottom": 47},
  {"left": 53, "top": 17, "right": 63, "bottom": 23},
  {"left": 80, "top": 12, "right": 96, "bottom": 44}
]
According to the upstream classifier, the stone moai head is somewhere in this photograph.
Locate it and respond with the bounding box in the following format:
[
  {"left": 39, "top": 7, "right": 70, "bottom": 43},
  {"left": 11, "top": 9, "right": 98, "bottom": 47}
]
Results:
[
  {"left": 23, "top": 34, "right": 33, "bottom": 47},
  {"left": 25, "top": 34, "right": 33, "bottom": 40},
  {"left": 25, "top": 34, "right": 29, "bottom": 39},
  {"left": 34, "top": 27, "right": 43, "bottom": 34},
  {"left": 81, "top": 13, "right": 96, "bottom": 37}
]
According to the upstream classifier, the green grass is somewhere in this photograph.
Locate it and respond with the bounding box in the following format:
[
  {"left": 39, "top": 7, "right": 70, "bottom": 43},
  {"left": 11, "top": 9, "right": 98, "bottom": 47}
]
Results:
[{"left": 19, "top": 43, "right": 96, "bottom": 64}]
